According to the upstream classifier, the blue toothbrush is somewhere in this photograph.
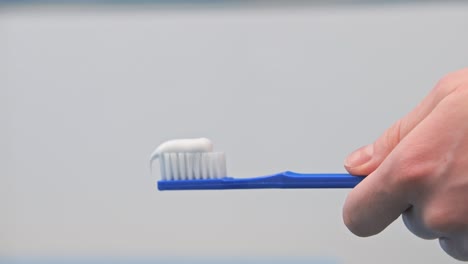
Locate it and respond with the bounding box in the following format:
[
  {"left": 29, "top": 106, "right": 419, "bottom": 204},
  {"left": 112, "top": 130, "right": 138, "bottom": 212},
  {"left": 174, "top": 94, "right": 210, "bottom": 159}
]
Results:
[
  {"left": 158, "top": 171, "right": 364, "bottom": 190},
  {"left": 154, "top": 151, "right": 364, "bottom": 191}
]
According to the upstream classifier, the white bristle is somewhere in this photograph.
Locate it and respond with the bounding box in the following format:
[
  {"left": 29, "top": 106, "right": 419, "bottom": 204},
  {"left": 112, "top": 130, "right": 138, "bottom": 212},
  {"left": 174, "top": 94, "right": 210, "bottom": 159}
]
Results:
[
  {"left": 201, "top": 153, "right": 209, "bottom": 179},
  {"left": 185, "top": 153, "right": 194, "bottom": 179},
  {"left": 170, "top": 153, "right": 179, "bottom": 180},
  {"left": 178, "top": 153, "right": 186, "bottom": 180},
  {"left": 193, "top": 153, "right": 201, "bottom": 179},
  {"left": 216, "top": 152, "right": 227, "bottom": 178},
  {"left": 209, "top": 153, "right": 215, "bottom": 178},
  {"left": 164, "top": 154, "right": 172, "bottom": 180},
  {"left": 159, "top": 154, "right": 166, "bottom": 180},
  {"left": 157, "top": 152, "right": 227, "bottom": 181}
]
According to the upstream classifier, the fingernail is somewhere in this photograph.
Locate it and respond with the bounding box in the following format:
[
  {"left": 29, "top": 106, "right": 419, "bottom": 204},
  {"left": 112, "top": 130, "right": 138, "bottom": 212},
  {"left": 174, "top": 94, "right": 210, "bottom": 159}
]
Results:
[{"left": 345, "top": 144, "right": 373, "bottom": 168}]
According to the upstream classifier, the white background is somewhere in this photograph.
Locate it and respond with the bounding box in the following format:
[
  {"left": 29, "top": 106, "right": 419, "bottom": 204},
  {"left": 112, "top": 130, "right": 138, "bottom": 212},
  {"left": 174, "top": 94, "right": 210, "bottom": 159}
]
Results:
[{"left": 1, "top": 2, "right": 468, "bottom": 263}]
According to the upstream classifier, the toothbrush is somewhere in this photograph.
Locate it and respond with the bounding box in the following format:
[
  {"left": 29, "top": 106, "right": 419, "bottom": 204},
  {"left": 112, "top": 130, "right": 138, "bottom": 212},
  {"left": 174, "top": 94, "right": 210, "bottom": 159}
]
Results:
[{"left": 151, "top": 138, "right": 365, "bottom": 191}]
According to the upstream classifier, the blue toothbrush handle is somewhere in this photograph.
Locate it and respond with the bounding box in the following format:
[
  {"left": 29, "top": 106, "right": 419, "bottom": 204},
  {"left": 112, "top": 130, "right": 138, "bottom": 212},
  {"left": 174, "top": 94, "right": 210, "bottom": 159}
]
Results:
[{"left": 158, "top": 171, "right": 365, "bottom": 191}]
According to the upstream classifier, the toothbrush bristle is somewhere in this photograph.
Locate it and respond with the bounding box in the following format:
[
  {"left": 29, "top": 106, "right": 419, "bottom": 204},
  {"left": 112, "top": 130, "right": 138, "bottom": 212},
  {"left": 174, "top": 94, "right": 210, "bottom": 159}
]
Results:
[{"left": 159, "top": 152, "right": 227, "bottom": 181}]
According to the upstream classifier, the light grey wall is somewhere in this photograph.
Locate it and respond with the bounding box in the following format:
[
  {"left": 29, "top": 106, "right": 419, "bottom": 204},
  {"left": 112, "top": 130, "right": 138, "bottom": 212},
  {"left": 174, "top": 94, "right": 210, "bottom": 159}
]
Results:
[{"left": 1, "top": 3, "right": 468, "bottom": 263}]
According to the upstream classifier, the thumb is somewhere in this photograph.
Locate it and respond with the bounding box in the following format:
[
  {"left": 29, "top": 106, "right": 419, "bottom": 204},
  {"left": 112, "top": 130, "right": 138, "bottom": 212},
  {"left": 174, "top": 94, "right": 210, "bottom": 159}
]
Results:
[
  {"left": 344, "top": 120, "right": 403, "bottom": 175},
  {"left": 344, "top": 69, "right": 468, "bottom": 175}
]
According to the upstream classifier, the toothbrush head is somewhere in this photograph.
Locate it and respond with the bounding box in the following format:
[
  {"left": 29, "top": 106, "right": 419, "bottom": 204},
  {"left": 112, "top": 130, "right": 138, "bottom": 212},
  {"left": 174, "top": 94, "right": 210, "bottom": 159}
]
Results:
[
  {"left": 150, "top": 138, "right": 227, "bottom": 181},
  {"left": 158, "top": 152, "right": 227, "bottom": 181}
]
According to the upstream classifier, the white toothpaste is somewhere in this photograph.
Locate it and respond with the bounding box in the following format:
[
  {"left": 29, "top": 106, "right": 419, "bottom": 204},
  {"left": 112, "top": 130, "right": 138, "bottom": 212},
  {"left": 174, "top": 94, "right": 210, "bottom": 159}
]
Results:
[{"left": 150, "top": 138, "right": 213, "bottom": 163}]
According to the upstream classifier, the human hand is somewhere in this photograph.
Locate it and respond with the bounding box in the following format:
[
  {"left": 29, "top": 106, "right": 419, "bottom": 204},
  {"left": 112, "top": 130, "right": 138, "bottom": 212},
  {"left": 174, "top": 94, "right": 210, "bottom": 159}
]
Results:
[{"left": 343, "top": 68, "right": 468, "bottom": 261}]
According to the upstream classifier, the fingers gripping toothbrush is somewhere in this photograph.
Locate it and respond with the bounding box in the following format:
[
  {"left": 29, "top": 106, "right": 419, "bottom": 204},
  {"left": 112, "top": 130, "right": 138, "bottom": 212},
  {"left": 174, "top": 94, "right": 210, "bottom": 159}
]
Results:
[{"left": 150, "top": 138, "right": 365, "bottom": 191}]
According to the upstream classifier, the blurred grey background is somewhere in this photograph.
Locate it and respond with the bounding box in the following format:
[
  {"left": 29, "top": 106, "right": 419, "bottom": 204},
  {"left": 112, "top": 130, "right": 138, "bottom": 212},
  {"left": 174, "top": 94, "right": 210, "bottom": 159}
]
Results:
[{"left": 1, "top": 1, "right": 468, "bottom": 263}]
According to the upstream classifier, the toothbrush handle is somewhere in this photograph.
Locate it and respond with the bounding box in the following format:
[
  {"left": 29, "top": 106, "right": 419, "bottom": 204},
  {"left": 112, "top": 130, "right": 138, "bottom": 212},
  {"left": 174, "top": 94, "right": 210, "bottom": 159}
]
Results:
[{"left": 228, "top": 171, "right": 364, "bottom": 189}]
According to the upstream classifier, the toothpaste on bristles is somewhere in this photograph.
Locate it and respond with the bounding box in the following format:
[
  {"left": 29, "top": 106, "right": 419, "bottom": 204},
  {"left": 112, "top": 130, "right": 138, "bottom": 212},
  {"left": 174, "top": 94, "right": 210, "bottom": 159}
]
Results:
[{"left": 150, "top": 138, "right": 226, "bottom": 180}]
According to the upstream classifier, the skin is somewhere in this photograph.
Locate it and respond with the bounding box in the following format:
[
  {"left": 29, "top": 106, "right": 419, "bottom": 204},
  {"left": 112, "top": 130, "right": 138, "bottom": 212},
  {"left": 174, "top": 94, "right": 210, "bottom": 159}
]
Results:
[{"left": 343, "top": 68, "right": 468, "bottom": 261}]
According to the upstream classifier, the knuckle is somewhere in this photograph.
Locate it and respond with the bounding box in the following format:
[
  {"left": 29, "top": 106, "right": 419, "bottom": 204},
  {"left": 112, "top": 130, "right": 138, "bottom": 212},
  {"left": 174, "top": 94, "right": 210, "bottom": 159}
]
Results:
[
  {"left": 423, "top": 202, "right": 467, "bottom": 233},
  {"left": 440, "top": 236, "right": 468, "bottom": 261},
  {"left": 423, "top": 207, "right": 456, "bottom": 233},
  {"left": 434, "top": 68, "right": 468, "bottom": 95},
  {"left": 454, "top": 82, "right": 468, "bottom": 94},
  {"left": 395, "top": 150, "right": 438, "bottom": 188},
  {"left": 424, "top": 208, "right": 447, "bottom": 232},
  {"left": 435, "top": 72, "right": 457, "bottom": 90},
  {"left": 402, "top": 211, "right": 439, "bottom": 240},
  {"left": 384, "top": 119, "right": 402, "bottom": 150}
]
